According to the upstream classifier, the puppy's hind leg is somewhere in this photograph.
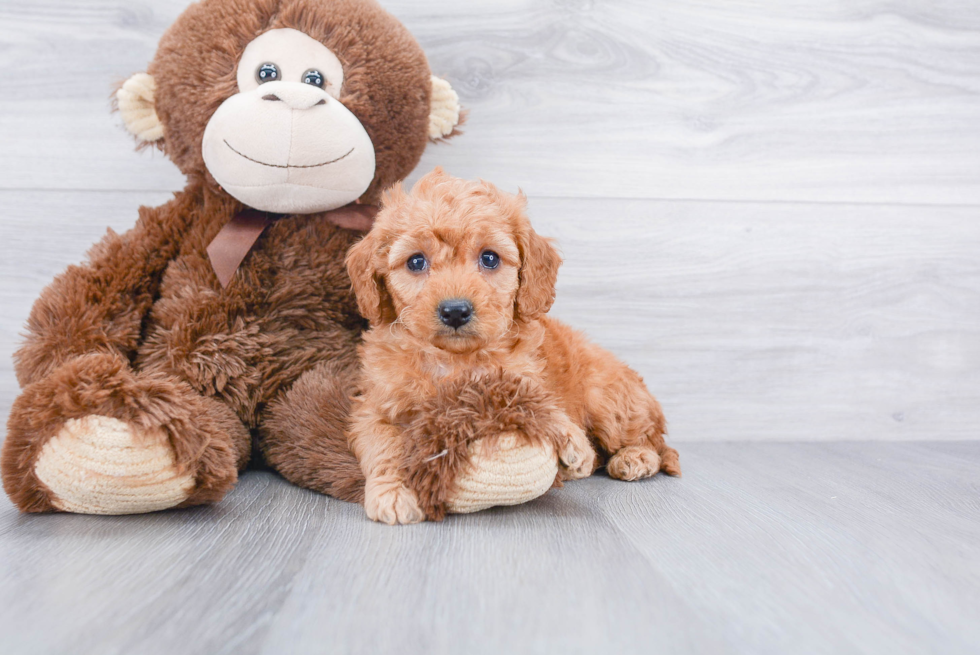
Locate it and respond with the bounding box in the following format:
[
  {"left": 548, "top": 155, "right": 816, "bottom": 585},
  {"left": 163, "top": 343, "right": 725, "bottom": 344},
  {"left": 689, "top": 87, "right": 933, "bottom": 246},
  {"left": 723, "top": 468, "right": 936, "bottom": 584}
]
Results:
[
  {"left": 589, "top": 373, "right": 681, "bottom": 480},
  {"left": 608, "top": 445, "right": 673, "bottom": 481}
]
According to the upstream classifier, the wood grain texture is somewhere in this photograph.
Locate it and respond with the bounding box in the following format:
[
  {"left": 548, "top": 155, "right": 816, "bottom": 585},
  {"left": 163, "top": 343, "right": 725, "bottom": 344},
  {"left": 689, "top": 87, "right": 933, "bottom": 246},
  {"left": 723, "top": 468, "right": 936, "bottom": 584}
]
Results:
[
  {"left": 0, "top": 442, "right": 977, "bottom": 655},
  {"left": 531, "top": 197, "right": 980, "bottom": 441},
  {"left": 0, "top": 0, "right": 978, "bottom": 203},
  {"left": 2, "top": 191, "right": 977, "bottom": 442}
]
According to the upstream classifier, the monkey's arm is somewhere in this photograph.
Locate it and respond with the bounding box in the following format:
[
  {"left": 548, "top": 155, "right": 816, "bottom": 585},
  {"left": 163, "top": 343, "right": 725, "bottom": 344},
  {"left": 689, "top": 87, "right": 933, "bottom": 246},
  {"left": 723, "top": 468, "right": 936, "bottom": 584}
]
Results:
[
  {"left": 2, "top": 190, "right": 250, "bottom": 514},
  {"left": 14, "top": 194, "right": 196, "bottom": 387}
]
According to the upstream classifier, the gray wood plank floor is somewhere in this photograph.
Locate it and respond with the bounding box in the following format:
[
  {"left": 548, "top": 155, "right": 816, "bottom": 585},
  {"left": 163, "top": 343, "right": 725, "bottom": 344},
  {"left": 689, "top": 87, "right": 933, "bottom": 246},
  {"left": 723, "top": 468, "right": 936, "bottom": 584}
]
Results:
[{"left": 1, "top": 442, "right": 977, "bottom": 655}]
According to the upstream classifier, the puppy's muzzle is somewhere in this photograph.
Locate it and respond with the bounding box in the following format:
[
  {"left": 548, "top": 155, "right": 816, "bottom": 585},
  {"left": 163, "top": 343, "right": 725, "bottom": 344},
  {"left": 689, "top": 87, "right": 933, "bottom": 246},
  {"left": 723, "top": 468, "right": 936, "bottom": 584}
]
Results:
[{"left": 438, "top": 299, "right": 473, "bottom": 329}]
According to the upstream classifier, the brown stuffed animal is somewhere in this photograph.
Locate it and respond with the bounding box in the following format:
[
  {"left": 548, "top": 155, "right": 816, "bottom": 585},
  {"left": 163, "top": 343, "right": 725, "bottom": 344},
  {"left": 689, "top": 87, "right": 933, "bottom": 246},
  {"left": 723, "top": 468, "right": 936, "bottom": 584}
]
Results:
[{"left": 0, "top": 0, "right": 465, "bottom": 514}]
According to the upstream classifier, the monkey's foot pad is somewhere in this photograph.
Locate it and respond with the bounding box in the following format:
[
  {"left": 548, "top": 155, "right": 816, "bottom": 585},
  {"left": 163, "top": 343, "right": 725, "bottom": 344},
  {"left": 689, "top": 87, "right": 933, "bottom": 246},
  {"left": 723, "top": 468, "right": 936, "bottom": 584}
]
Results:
[
  {"left": 34, "top": 415, "right": 195, "bottom": 515},
  {"left": 447, "top": 434, "right": 558, "bottom": 514}
]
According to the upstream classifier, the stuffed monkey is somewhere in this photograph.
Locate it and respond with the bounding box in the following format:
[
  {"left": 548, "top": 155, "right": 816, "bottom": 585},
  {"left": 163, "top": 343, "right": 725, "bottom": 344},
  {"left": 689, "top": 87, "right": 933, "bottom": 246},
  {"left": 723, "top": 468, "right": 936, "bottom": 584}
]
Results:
[{"left": 2, "top": 0, "right": 467, "bottom": 514}]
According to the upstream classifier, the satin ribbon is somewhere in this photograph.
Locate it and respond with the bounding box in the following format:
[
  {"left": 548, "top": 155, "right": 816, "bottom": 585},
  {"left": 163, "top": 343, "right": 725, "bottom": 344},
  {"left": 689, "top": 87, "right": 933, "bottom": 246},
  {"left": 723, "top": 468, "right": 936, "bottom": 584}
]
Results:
[{"left": 206, "top": 203, "right": 378, "bottom": 288}]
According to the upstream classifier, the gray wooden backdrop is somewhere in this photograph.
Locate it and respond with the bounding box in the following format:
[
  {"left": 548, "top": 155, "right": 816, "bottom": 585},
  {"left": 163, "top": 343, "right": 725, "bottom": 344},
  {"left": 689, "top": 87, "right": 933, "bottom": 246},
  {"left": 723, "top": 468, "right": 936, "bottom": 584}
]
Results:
[{"left": 2, "top": 0, "right": 977, "bottom": 442}]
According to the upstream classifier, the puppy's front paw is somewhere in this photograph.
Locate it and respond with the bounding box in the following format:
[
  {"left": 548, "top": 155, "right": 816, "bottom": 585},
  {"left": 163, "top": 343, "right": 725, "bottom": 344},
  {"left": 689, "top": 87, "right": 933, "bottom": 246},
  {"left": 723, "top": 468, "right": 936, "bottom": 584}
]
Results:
[
  {"left": 559, "top": 422, "right": 596, "bottom": 481},
  {"left": 364, "top": 480, "right": 425, "bottom": 525}
]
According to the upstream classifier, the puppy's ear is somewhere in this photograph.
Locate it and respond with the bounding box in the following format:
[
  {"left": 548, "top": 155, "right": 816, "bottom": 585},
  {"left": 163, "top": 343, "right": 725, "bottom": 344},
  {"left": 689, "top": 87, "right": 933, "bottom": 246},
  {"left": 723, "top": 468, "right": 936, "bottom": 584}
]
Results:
[
  {"left": 346, "top": 232, "right": 395, "bottom": 326},
  {"left": 515, "top": 212, "right": 562, "bottom": 322}
]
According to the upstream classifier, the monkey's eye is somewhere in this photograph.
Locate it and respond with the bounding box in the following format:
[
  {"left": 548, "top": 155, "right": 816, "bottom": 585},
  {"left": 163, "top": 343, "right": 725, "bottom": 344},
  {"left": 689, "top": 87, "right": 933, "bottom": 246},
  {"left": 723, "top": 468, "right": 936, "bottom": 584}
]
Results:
[
  {"left": 256, "top": 63, "right": 280, "bottom": 84},
  {"left": 480, "top": 250, "right": 500, "bottom": 270},
  {"left": 303, "top": 69, "right": 325, "bottom": 88},
  {"left": 406, "top": 253, "right": 428, "bottom": 273}
]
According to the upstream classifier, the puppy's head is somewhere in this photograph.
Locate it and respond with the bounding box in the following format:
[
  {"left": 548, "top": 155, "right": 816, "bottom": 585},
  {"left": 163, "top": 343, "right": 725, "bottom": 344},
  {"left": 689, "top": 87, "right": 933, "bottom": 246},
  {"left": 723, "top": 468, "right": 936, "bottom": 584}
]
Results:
[{"left": 346, "top": 168, "right": 561, "bottom": 353}]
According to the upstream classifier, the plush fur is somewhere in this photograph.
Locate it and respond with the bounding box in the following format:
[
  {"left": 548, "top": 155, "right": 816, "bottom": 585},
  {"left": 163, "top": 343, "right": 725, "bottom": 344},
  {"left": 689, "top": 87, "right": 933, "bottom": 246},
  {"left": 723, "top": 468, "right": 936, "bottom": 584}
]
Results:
[
  {"left": 345, "top": 169, "right": 681, "bottom": 524},
  {"left": 2, "top": 0, "right": 447, "bottom": 513}
]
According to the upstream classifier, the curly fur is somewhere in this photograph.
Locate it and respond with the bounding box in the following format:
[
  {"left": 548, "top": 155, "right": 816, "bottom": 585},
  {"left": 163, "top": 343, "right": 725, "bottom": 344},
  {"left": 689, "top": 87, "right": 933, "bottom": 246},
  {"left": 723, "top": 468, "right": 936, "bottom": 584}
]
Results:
[{"left": 345, "top": 170, "right": 680, "bottom": 524}]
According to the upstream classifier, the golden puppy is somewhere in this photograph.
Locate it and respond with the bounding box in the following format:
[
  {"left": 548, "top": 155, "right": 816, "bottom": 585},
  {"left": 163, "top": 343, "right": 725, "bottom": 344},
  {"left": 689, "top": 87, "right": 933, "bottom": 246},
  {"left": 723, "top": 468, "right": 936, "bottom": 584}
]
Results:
[{"left": 346, "top": 169, "right": 680, "bottom": 524}]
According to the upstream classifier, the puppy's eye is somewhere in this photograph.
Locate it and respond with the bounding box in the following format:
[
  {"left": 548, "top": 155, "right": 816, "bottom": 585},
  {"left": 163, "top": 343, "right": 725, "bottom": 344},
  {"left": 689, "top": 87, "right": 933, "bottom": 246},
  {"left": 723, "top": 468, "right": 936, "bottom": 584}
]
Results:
[
  {"left": 406, "top": 253, "right": 428, "bottom": 272},
  {"left": 480, "top": 250, "right": 500, "bottom": 270}
]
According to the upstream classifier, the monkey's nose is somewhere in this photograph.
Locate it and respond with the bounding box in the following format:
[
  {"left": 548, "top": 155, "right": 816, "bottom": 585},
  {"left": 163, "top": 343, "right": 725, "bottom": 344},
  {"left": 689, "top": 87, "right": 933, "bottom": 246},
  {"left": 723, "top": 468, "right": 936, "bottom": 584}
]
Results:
[
  {"left": 438, "top": 299, "right": 473, "bottom": 329},
  {"left": 259, "top": 82, "right": 328, "bottom": 110}
]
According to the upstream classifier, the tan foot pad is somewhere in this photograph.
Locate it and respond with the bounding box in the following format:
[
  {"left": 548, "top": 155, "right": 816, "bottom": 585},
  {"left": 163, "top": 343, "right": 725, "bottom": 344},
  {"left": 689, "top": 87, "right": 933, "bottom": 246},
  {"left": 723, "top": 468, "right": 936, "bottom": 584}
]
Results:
[
  {"left": 34, "top": 415, "right": 194, "bottom": 515},
  {"left": 447, "top": 434, "right": 558, "bottom": 514}
]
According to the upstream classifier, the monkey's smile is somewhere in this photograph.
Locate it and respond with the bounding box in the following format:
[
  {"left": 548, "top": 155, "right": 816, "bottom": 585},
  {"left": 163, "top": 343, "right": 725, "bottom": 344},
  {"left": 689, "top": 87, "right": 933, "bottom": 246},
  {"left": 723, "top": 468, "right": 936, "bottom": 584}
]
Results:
[{"left": 223, "top": 140, "right": 354, "bottom": 169}]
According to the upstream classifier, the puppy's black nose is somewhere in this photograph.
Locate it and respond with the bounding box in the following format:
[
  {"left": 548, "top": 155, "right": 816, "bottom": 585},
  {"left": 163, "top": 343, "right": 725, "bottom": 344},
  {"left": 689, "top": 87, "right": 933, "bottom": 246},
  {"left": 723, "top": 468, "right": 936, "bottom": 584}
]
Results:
[{"left": 438, "top": 299, "right": 473, "bottom": 329}]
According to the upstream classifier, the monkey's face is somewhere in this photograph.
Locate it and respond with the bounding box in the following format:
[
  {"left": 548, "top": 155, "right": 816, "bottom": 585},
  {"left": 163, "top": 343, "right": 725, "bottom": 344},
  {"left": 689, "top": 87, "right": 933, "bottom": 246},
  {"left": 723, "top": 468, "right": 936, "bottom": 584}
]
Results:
[
  {"left": 201, "top": 29, "right": 376, "bottom": 214},
  {"left": 117, "top": 0, "right": 463, "bottom": 213}
]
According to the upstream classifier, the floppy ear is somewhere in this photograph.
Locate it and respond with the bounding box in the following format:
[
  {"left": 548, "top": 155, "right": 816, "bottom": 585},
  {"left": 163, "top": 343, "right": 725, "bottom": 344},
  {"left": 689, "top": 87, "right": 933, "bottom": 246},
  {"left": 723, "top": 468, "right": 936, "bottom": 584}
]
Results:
[
  {"left": 428, "top": 76, "right": 462, "bottom": 141},
  {"left": 115, "top": 72, "right": 165, "bottom": 144},
  {"left": 515, "top": 221, "right": 562, "bottom": 322},
  {"left": 346, "top": 232, "right": 396, "bottom": 326}
]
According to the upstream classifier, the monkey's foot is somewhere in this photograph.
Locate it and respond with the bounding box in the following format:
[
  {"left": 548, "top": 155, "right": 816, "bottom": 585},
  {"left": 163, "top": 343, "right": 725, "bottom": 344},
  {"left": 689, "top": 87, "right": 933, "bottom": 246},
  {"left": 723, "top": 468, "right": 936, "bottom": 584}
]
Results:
[
  {"left": 447, "top": 433, "right": 558, "bottom": 514},
  {"left": 33, "top": 415, "right": 195, "bottom": 515}
]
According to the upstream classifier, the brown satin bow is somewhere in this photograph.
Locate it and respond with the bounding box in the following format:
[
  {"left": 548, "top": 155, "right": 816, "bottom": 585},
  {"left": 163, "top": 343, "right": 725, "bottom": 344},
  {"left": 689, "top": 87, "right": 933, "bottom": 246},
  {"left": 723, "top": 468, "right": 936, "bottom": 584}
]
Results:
[{"left": 206, "top": 203, "right": 378, "bottom": 288}]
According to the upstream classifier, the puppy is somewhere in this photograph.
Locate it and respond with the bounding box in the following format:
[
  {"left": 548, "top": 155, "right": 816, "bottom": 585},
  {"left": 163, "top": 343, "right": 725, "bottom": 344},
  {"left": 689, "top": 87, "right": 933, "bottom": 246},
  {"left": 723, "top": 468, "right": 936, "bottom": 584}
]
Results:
[{"left": 345, "top": 169, "right": 680, "bottom": 524}]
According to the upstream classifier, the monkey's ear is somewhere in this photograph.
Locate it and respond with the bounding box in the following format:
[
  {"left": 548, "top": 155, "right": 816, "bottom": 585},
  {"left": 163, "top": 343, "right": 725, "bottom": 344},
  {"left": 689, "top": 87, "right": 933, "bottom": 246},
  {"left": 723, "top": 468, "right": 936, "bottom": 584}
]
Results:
[
  {"left": 115, "top": 73, "right": 165, "bottom": 144},
  {"left": 428, "top": 76, "right": 462, "bottom": 141}
]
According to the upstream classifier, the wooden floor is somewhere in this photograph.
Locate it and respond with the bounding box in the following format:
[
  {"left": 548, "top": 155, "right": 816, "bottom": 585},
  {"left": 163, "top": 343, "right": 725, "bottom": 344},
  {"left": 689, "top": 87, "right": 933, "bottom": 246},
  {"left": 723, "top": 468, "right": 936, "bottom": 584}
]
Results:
[
  {"left": 1, "top": 1, "right": 979, "bottom": 653},
  {"left": 1, "top": 442, "right": 978, "bottom": 655}
]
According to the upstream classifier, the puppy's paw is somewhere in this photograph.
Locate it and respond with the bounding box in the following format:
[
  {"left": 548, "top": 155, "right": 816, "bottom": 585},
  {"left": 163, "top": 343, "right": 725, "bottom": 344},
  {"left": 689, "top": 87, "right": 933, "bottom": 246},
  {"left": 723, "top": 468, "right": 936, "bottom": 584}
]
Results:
[
  {"left": 607, "top": 445, "right": 661, "bottom": 481},
  {"left": 558, "top": 421, "right": 596, "bottom": 481},
  {"left": 364, "top": 480, "right": 425, "bottom": 525}
]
